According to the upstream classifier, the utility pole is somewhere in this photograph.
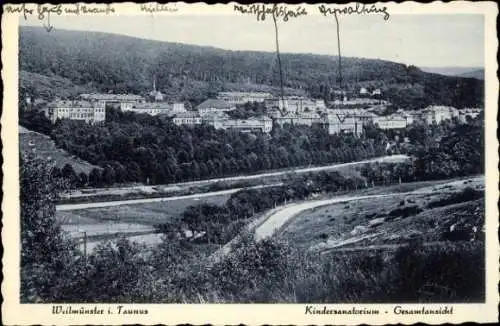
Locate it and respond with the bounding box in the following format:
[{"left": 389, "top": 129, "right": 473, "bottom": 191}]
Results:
[
  {"left": 83, "top": 231, "right": 87, "bottom": 262},
  {"left": 272, "top": 9, "right": 286, "bottom": 114},
  {"left": 334, "top": 12, "right": 343, "bottom": 97}
]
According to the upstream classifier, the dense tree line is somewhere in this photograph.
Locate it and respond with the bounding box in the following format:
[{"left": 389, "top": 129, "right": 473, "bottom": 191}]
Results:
[
  {"left": 22, "top": 108, "right": 387, "bottom": 187},
  {"left": 389, "top": 114, "right": 484, "bottom": 179},
  {"left": 20, "top": 108, "right": 484, "bottom": 189},
  {"left": 20, "top": 26, "right": 483, "bottom": 109}
]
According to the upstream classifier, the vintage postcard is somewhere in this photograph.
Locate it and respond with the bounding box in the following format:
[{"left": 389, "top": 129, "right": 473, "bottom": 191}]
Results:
[{"left": 2, "top": 1, "right": 499, "bottom": 325}]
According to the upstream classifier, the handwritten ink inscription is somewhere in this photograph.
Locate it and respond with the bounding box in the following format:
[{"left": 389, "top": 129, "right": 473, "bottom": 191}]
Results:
[
  {"left": 232, "top": 3, "right": 390, "bottom": 22},
  {"left": 4, "top": 4, "right": 116, "bottom": 20},
  {"left": 4, "top": 4, "right": 34, "bottom": 20},
  {"left": 234, "top": 4, "right": 308, "bottom": 22},
  {"left": 318, "top": 4, "right": 390, "bottom": 21}
]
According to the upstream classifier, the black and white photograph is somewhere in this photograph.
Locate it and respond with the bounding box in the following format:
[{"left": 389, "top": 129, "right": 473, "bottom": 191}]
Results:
[{"left": 2, "top": 1, "right": 498, "bottom": 325}]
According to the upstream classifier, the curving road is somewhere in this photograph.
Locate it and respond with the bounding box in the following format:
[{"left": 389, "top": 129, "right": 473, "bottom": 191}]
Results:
[
  {"left": 57, "top": 183, "right": 282, "bottom": 211},
  {"left": 254, "top": 194, "right": 396, "bottom": 241},
  {"left": 63, "top": 154, "right": 410, "bottom": 199}
]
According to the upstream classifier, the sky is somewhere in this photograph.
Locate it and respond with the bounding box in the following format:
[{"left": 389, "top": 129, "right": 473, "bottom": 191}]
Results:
[{"left": 19, "top": 13, "right": 484, "bottom": 68}]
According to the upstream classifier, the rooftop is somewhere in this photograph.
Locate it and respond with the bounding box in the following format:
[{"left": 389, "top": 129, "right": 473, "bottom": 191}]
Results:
[
  {"left": 197, "top": 99, "right": 235, "bottom": 110},
  {"left": 79, "top": 93, "right": 145, "bottom": 101},
  {"left": 131, "top": 103, "right": 172, "bottom": 110},
  {"left": 48, "top": 100, "right": 104, "bottom": 108},
  {"left": 218, "top": 91, "right": 273, "bottom": 97}
]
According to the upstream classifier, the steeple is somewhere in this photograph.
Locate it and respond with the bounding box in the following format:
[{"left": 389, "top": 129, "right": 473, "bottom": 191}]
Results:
[{"left": 153, "top": 77, "right": 156, "bottom": 93}]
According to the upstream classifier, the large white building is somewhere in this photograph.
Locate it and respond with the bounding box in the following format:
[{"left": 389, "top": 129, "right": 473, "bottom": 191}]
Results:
[
  {"left": 373, "top": 114, "right": 408, "bottom": 130},
  {"left": 265, "top": 96, "right": 326, "bottom": 114},
  {"left": 419, "top": 105, "right": 460, "bottom": 124},
  {"left": 44, "top": 100, "right": 106, "bottom": 124},
  {"left": 221, "top": 116, "right": 273, "bottom": 133},
  {"left": 273, "top": 111, "right": 325, "bottom": 127},
  {"left": 124, "top": 102, "right": 186, "bottom": 116},
  {"left": 326, "top": 109, "right": 373, "bottom": 136},
  {"left": 173, "top": 111, "right": 272, "bottom": 133},
  {"left": 331, "top": 98, "right": 387, "bottom": 107},
  {"left": 173, "top": 111, "right": 202, "bottom": 126},
  {"left": 217, "top": 91, "right": 273, "bottom": 104},
  {"left": 79, "top": 93, "right": 146, "bottom": 111},
  {"left": 172, "top": 102, "right": 186, "bottom": 114}
]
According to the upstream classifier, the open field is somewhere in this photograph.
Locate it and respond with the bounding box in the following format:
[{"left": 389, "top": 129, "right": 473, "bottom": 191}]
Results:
[
  {"left": 57, "top": 193, "right": 230, "bottom": 226},
  {"left": 278, "top": 176, "right": 484, "bottom": 251},
  {"left": 57, "top": 192, "right": 231, "bottom": 251},
  {"left": 20, "top": 126, "right": 99, "bottom": 174}
]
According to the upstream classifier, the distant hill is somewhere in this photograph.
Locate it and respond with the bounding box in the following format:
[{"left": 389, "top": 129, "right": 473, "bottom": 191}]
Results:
[
  {"left": 458, "top": 69, "right": 484, "bottom": 80},
  {"left": 20, "top": 70, "right": 96, "bottom": 100},
  {"left": 20, "top": 26, "right": 484, "bottom": 109},
  {"left": 420, "top": 67, "right": 484, "bottom": 80}
]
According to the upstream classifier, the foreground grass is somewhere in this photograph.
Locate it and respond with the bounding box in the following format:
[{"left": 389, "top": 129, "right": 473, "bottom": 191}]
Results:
[{"left": 27, "top": 178, "right": 486, "bottom": 303}]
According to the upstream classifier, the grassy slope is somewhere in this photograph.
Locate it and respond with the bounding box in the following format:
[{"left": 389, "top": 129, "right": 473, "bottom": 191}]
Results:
[
  {"left": 20, "top": 126, "right": 99, "bottom": 174},
  {"left": 279, "top": 177, "right": 484, "bottom": 250}
]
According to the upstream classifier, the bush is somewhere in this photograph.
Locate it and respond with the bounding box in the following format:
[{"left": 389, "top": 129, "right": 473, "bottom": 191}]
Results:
[
  {"left": 388, "top": 205, "right": 422, "bottom": 219},
  {"left": 427, "top": 187, "right": 484, "bottom": 208}
]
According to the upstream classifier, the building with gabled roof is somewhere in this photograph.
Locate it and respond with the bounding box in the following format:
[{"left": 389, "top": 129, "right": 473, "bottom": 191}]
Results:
[
  {"left": 44, "top": 100, "right": 106, "bottom": 124},
  {"left": 125, "top": 102, "right": 172, "bottom": 116},
  {"left": 217, "top": 91, "right": 273, "bottom": 104},
  {"left": 197, "top": 99, "right": 236, "bottom": 115},
  {"left": 79, "top": 93, "right": 146, "bottom": 111}
]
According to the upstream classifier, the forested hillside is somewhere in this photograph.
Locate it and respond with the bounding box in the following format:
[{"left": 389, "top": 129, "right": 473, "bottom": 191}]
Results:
[{"left": 20, "top": 26, "right": 483, "bottom": 109}]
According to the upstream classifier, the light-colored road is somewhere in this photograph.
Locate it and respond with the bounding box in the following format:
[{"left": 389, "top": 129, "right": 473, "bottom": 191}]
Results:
[
  {"left": 57, "top": 183, "right": 283, "bottom": 211},
  {"left": 254, "top": 193, "right": 398, "bottom": 241},
  {"left": 254, "top": 175, "right": 484, "bottom": 241},
  {"left": 212, "top": 191, "right": 414, "bottom": 262},
  {"left": 63, "top": 154, "right": 410, "bottom": 199},
  {"left": 62, "top": 223, "right": 155, "bottom": 237}
]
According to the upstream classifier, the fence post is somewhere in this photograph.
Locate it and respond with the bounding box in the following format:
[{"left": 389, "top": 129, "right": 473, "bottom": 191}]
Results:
[{"left": 83, "top": 231, "right": 87, "bottom": 262}]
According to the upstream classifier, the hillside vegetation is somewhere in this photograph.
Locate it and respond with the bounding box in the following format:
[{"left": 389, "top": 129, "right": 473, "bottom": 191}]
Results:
[
  {"left": 420, "top": 67, "right": 484, "bottom": 80},
  {"left": 20, "top": 26, "right": 483, "bottom": 109}
]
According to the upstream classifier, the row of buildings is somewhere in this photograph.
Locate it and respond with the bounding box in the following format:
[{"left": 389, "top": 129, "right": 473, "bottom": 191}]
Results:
[
  {"left": 172, "top": 111, "right": 273, "bottom": 133},
  {"left": 42, "top": 91, "right": 482, "bottom": 137},
  {"left": 44, "top": 92, "right": 186, "bottom": 123}
]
